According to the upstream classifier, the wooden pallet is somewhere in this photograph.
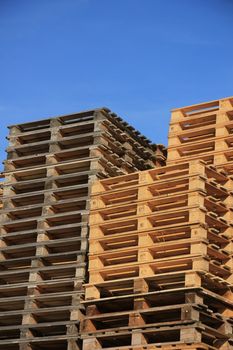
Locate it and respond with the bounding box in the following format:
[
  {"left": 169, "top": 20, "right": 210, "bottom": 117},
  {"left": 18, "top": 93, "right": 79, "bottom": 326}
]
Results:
[
  {"left": 85, "top": 270, "right": 232, "bottom": 300},
  {"left": 81, "top": 323, "right": 232, "bottom": 350},
  {"left": 81, "top": 295, "right": 233, "bottom": 335}
]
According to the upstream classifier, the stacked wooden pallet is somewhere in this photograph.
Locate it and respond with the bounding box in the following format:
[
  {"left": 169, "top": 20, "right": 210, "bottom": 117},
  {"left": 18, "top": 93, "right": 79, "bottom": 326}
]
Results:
[
  {"left": 84, "top": 160, "right": 233, "bottom": 350},
  {"left": 0, "top": 109, "right": 165, "bottom": 350},
  {"left": 167, "top": 96, "right": 233, "bottom": 172}
]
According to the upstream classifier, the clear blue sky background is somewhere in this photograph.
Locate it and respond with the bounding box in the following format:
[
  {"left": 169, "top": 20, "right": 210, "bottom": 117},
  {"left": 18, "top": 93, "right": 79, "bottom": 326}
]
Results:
[{"left": 0, "top": 0, "right": 232, "bottom": 170}]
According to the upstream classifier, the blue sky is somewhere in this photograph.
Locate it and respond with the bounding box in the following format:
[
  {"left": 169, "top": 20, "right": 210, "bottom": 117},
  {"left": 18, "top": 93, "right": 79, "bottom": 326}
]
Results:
[{"left": 0, "top": 0, "right": 232, "bottom": 170}]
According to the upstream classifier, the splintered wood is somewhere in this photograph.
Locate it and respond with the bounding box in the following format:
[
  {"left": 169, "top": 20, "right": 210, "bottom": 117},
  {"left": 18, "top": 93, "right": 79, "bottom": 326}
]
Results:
[{"left": 0, "top": 109, "right": 165, "bottom": 350}]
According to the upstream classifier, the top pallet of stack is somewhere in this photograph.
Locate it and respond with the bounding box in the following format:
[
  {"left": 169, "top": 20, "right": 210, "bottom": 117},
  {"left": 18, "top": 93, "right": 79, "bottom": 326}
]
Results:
[{"left": 168, "top": 97, "right": 233, "bottom": 124}]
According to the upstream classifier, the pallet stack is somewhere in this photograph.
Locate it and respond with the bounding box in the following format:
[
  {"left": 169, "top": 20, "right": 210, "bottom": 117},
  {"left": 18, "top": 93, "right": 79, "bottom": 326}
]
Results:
[
  {"left": 167, "top": 96, "right": 233, "bottom": 172},
  {"left": 0, "top": 108, "right": 165, "bottom": 350},
  {"left": 84, "top": 160, "right": 233, "bottom": 350},
  {"left": 1, "top": 96, "right": 233, "bottom": 350}
]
